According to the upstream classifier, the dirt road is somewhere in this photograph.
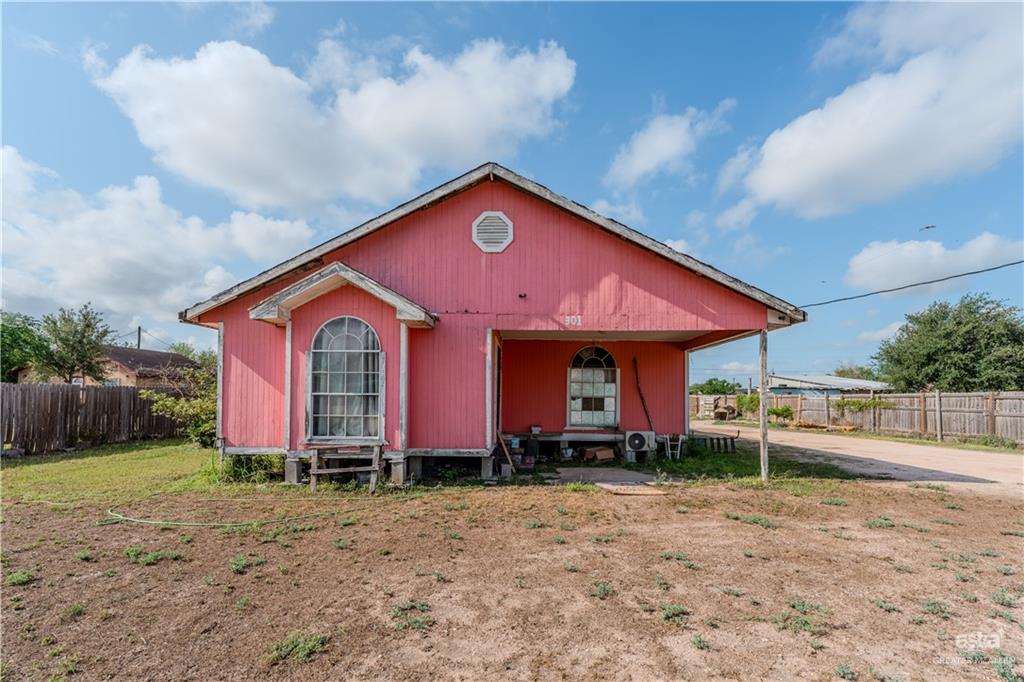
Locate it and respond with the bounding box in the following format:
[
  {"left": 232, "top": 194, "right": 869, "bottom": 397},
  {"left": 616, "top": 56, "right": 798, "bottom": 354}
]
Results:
[{"left": 696, "top": 421, "right": 1023, "bottom": 498}]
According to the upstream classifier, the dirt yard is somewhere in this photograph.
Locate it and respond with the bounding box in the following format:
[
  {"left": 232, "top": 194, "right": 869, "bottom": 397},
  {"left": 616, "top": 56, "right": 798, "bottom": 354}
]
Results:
[{"left": 3, "top": 447, "right": 1024, "bottom": 682}]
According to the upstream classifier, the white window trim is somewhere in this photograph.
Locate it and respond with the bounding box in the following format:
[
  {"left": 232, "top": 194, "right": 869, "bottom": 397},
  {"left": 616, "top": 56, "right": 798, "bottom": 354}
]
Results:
[
  {"left": 472, "top": 210, "right": 514, "bottom": 253},
  {"left": 565, "top": 362, "right": 620, "bottom": 431},
  {"left": 304, "top": 315, "right": 386, "bottom": 445}
]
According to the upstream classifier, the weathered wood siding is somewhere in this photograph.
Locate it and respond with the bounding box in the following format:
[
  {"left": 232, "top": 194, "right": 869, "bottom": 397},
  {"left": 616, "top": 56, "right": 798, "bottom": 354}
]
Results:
[
  {"left": 199, "top": 178, "right": 770, "bottom": 451},
  {"left": 501, "top": 339, "right": 685, "bottom": 435},
  {"left": 690, "top": 392, "right": 1024, "bottom": 444},
  {"left": 0, "top": 384, "right": 180, "bottom": 455}
]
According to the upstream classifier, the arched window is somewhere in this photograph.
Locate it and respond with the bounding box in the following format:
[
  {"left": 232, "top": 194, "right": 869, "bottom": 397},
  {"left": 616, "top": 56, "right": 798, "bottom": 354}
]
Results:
[
  {"left": 309, "top": 316, "right": 382, "bottom": 440},
  {"left": 568, "top": 346, "right": 618, "bottom": 428}
]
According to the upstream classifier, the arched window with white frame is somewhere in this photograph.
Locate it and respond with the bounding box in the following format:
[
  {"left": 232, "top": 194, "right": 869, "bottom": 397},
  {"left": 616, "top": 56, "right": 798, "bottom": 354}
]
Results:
[
  {"left": 568, "top": 346, "right": 619, "bottom": 428},
  {"left": 308, "top": 316, "right": 383, "bottom": 441}
]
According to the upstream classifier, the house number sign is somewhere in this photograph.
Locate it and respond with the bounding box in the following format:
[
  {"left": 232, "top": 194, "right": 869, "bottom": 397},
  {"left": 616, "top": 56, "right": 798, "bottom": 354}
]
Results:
[{"left": 563, "top": 315, "right": 583, "bottom": 326}]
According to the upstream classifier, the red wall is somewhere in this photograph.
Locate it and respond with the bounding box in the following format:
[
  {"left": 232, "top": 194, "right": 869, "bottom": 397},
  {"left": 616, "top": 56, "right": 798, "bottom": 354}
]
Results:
[
  {"left": 500, "top": 339, "right": 686, "bottom": 435},
  {"left": 201, "top": 178, "right": 767, "bottom": 451}
]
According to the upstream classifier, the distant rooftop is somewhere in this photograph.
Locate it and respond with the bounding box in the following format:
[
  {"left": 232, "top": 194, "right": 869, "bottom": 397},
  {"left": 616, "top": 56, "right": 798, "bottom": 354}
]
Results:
[
  {"left": 767, "top": 373, "right": 890, "bottom": 391},
  {"left": 104, "top": 345, "right": 197, "bottom": 377}
]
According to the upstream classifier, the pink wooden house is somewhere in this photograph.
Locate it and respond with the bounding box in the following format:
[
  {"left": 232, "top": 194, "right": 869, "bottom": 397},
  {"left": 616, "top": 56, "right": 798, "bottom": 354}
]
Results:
[{"left": 180, "top": 163, "right": 805, "bottom": 482}]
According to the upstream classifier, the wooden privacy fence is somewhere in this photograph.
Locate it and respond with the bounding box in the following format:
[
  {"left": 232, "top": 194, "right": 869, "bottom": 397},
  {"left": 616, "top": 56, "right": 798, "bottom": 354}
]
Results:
[
  {"left": 690, "top": 391, "right": 1024, "bottom": 444},
  {"left": 1, "top": 384, "right": 180, "bottom": 455}
]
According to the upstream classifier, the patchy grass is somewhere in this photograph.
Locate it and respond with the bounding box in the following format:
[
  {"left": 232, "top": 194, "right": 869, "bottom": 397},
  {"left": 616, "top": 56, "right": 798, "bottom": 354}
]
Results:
[
  {"left": 660, "top": 603, "right": 690, "bottom": 626},
  {"left": 991, "top": 588, "right": 1019, "bottom": 608},
  {"left": 265, "top": 631, "right": 328, "bottom": 664},
  {"left": 821, "top": 497, "right": 847, "bottom": 507},
  {"left": 834, "top": 663, "right": 859, "bottom": 680},
  {"left": 124, "top": 546, "right": 182, "bottom": 566},
  {"left": 690, "top": 633, "right": 711, "bottom": 650},
  {"left": 589, "top": 581, "right": 615, "bottom": 600},
  {"left": 229, "top": 555, "right": 265, "bottom": 575},
  {"left": 563, "top": 482, "right": 598, "bottom": 493},
  {"left": 660, "top": 551, "right": 700, "bottom": 570},
  {"left": 391, "top": 600, "right": 434, "bottom": 630},
  {"left": 723, "top": 512, "right": 780, "bottom": 530},
  {"left": 871, "top": 598, "right": 901, "bottom": 613},
  {"left": 5, "top": 570, "right": 35, "bottom": 586},
  {"left": 524, "top": 519, "right": 547, "bottom": 529},
  {"left": 921, "top": 598, "right": 951, "bottom": 619},
  {"left": 864, "top": 515, "right": 895, "bottom": 529},
  {"left": 0, "top": 439, "right": 210, "bottom": 503}
]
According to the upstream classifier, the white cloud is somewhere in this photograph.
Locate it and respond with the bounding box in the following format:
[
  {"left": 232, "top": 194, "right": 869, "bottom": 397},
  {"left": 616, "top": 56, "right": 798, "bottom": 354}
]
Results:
[
  {"left": 844, "top": 232, "right": 1024, "bottom": 294},
  {"left": 715, "top": 198, "right": 757, "bottom": 230},
  {"left": 857, "top": 322, "right": 902, "bottom": 343},
  {"left": 603, "top": 99, "right": 734, "bottom": 190},
  {"left": 721, "top": 361, "right": 756, "bottom": 373},
  {"left": 93, "top": 39, "right": 576, "bottom": 210},
  {"left": 18, "top": 34, "right": 59, "bottom": 56},
  {"left": 591, "top": 198, "right": 645, "bottom": 225},
  {"left": 715, "top": 144, "right": 754, "bottom": 195},
  {"left": 684, "top": 209, "right": 706, "bottom": 230},
  {"left": 305, "top": 38, "right": 384, "bottom": 90},
  {"left": 224, "top": 211, "right": 313, "bottom": 262},
  {"left": 1, "top": 146, "right": 311, "bottom": 321},
  {"left": 233, "top": 2, "right": 274, "bottom": 37},
  {"left": 664, "top": 239, "right": 690, "bottom": 253},
  {"left": 729, "top": 4, "right": 1022, "bottom": 218}
]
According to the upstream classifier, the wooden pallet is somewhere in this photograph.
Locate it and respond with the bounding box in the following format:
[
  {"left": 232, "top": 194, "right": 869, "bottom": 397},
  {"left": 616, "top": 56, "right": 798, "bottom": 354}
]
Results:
[{"left": 309, "top": 445, "right": 382, "bottom": 493}]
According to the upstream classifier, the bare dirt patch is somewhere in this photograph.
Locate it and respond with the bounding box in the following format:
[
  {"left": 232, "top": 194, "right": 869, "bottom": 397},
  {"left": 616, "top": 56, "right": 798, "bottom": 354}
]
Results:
[{"left": 3, "top": 482, "right": 1023, "bottom": 680}]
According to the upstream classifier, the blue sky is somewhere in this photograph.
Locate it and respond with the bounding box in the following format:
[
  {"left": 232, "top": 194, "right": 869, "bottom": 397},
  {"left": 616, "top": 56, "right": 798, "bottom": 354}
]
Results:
[{"left": 3, "top": 2, "right": 1022, "bottom": 384}]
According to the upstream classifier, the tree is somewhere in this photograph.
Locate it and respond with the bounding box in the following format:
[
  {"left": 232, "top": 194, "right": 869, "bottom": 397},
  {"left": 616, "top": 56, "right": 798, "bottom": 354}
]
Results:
[
  {"left": 873, "top": 293, "right": 1024, "bottom": 392},
  {"left": 690, "top": 377, "right": 742, "bottom": 394},
  {"left": 34, "top": 304, "right": 114, "bottom": 383},
  {"left": 1, "top": 312, "right": 47, "bottom": 382},
  {"left": 168, "top": 341, "right": 217, "bottom": 372},
  {"left": 141, "top": 366, "right": 216, "bottom": 447},
  {"left": 833, "top": 364, "right": 878, "bottom": 381}
]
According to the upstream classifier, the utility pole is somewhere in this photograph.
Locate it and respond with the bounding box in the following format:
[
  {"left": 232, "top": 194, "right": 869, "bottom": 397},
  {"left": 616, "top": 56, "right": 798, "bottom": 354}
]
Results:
[{"left": 137, "top": 326, "right": 142, "bottom": 349}]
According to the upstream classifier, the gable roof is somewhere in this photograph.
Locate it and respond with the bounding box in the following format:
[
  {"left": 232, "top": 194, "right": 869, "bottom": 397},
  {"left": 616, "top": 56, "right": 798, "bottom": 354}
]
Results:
[
  {"left": 104, "top": 345, "right": 198, "bottom": 377},
  {"left": 180, "top": 162, "right": 806, "bottom": 325},
  {"left": 249, "top": 260, "right": 436, "bottom": 327}
]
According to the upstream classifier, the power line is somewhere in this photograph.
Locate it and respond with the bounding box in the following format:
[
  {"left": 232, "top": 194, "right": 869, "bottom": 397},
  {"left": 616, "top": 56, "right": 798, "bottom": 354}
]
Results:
[
  {"left": 799, "top": 260, "right": 1024, "bottom": 308},
  {"left": 141, "top": 329, "right": 175, "bottom": 349}
]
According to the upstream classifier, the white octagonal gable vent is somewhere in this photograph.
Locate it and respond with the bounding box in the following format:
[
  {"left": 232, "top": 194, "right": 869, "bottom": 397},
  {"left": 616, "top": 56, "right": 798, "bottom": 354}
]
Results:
[{"left": 472, "top": 211, "right": 513, "bottom": 253}]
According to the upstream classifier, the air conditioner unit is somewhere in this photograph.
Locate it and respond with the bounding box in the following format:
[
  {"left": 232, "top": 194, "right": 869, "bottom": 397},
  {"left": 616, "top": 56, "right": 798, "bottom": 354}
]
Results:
[{"left": 625, "top": 430, "right": 656, "bottom": 454}]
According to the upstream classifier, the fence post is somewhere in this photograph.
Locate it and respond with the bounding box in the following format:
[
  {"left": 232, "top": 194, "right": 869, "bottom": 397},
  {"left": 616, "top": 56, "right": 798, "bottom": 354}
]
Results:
[
  {"left": 824, "top": 393, "right": 831, "bottom": 429},
  {"left": 869, "top": 389, "right": 875, "bottom": 432},
  {"left": 796, "top": 394, "right": 803, "bottom": 425},
  {"left": 919, "top": 392, "right": 927, "bottom": 436},
  {"left": 935, "top": 389, "right": 943, "bottom": 442},
  {"left": 987, "top": 392, "right": 997, "bottom": 435}
]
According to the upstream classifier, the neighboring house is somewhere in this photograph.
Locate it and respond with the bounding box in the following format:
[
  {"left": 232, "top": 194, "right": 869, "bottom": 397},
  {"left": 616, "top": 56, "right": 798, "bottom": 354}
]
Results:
[
  {"left": 15, "top": 346, "right": 198, "bottom": 388},
  {"left": 179, "top": 162, "right": 806, "bottom": 480},
  {"left": 766, "top": 373, "right": 891, "bottom": 396}
]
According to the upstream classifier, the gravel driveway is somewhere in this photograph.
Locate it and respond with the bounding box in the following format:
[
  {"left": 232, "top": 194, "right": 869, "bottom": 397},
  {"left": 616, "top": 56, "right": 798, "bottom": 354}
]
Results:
[{"left": 695, "top": 420, "right": 1023, "bottom": 499}]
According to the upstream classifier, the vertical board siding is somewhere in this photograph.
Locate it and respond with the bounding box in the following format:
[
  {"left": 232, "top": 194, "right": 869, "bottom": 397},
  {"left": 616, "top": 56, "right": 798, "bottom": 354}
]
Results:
[
  {"left": 689, "top": 392, "right": 1024, "bottom": 444},
  {"left": 502, "top": 339, "right": 685, "bottom": 435},
  {"left": 0, "top": 384, "right": 179, "bottom": 454},
  {"left": 288, "top": 285, "right": 401, "bottom": 451},
  {"left": 201, "top": 179, "right": 770, "bottom": 451}
]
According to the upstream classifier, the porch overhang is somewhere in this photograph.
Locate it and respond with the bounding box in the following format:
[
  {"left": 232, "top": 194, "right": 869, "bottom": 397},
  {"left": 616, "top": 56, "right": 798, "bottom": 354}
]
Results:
[{"left": 248, "top": 261, "right": 437, "bottom": 328}]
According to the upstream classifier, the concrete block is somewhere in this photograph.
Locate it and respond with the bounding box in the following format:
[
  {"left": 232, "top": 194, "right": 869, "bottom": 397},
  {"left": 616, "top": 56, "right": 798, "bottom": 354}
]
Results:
[{"left": 284, "top": 457, "right": 303, "bottom": 485}]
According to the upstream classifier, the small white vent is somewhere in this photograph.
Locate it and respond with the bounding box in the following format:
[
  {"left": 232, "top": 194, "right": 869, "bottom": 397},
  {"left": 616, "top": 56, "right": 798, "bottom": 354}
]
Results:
[{"left": 472, "top": 211, "right": 513, "bottom": 253}]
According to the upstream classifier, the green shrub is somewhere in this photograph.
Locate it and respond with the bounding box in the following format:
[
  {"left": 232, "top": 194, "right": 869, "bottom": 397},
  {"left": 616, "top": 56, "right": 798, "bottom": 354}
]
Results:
[
  {"left": 768, "top": 406, "right": 794, "bottom": 422},
  {"left": 141, "top": 367, "right": 217, "bottom": 448},
  {"left": 736, "top": 393, "right": 759, "bottom": 416}
]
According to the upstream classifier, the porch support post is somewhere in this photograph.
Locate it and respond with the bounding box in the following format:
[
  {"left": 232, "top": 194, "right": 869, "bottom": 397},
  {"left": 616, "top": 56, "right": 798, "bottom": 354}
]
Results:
[
  {"left": 683, "top": 350, "right": 690, "bottom": 435},
  {"left": 399, "top": 322, "right": 409, "bottom": 451},
  {"left": 216, "top": 322, "right": 225, "bottom": 467},
  {"left": 283, "top": 320, "right": 292, "bottom": 451},
  {"left": 758, "top": 329, "right": 769, "bottom": 483},
  {"left": 485, "top": 328, "right": 494, "bottom": 449}
]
